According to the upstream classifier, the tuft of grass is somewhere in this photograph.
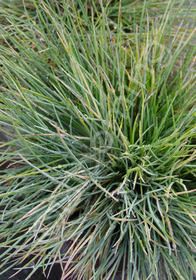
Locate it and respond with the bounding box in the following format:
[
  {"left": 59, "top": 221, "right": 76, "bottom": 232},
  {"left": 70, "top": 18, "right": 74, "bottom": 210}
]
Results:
[{"left": 0, "top": 0, "right": 196, "bottom": 279}]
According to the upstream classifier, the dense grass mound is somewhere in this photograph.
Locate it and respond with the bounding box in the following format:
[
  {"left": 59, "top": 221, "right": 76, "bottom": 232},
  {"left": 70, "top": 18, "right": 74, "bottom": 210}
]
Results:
[{"left": 0, "top": 1, "right": 196, "bottom": 279}]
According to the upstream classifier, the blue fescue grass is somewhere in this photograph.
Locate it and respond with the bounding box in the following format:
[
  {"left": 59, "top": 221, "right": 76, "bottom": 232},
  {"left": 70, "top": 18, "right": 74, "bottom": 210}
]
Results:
[{"left": 0, "top": 0, "right": 196, "bottom": 279}]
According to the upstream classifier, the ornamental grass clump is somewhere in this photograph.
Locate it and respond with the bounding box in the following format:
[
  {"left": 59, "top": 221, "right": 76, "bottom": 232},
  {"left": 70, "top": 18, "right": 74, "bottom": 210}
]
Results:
[{"left": 0, "top": 0, "right": 195, "bottom": 279}]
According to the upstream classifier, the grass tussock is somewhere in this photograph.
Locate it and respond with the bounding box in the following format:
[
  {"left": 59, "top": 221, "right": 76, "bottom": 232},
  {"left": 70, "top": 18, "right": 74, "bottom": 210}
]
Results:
[{"left": 0, "top": 0, "right": 196, "bottom": 279}]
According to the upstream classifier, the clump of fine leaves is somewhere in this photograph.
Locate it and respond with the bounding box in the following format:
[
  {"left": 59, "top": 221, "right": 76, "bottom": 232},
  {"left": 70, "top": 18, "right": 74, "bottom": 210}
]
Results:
[{"left": 0, "top": 0, "right": 195, "bottom": 279}]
